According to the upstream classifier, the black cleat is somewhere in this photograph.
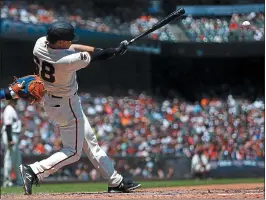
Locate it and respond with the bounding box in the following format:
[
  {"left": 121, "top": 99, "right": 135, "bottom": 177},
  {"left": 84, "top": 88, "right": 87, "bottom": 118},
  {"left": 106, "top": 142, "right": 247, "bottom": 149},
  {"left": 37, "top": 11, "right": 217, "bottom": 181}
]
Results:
[
  {"left": 19, "top": 164, "right": 39, "bottom": 195},
  {"left": 108, "top": 179, "right": 141, "bottom": 193}
]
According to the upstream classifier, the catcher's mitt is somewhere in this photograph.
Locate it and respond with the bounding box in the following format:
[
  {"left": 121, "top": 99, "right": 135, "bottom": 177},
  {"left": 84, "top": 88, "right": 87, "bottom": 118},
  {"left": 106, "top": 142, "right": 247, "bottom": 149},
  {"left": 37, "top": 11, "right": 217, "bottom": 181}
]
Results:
[{"left": 10, "top": 75, "right": 45, "bottom": 104}]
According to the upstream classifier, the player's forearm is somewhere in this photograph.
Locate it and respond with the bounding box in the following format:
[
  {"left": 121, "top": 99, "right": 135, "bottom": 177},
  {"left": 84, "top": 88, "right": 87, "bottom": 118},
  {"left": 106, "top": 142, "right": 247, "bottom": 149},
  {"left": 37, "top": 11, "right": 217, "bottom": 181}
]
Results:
[
  {"left": 90, "top": 48, "right": 117, "bottom": 62},
  {"left": 70, "top": 44, "right": 95, "bottom": 53},
  {"left": 83, "top": 41, "right": 127, "bottom": 63}
]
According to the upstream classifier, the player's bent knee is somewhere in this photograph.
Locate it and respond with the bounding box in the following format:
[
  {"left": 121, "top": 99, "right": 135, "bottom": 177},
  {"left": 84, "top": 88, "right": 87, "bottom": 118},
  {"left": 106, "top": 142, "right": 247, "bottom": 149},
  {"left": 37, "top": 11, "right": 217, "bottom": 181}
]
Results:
[
  {"left": 61, "top": 148, "right": 81, "bottom": 162},
  {"left": 72, "top": 153, "right": 81, "bottom": 162}
]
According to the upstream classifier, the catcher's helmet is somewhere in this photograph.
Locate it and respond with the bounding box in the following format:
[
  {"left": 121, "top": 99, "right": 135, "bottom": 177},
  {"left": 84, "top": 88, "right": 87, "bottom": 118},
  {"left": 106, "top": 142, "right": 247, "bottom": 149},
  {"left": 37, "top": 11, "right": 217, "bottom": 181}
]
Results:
[{"left": 47, "top": 21, "right": 77, "bottom": 43}]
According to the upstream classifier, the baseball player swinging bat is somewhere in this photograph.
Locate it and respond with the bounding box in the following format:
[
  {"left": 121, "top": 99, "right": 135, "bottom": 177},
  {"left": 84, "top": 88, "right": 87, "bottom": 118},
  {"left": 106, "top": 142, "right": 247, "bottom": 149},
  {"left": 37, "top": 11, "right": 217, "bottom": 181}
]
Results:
[
  {"left": 18, "top": 20, "right": 142, "bottom": 195},
  {"left": 127, "top": 8, "right": 185, "bottom": 45},
  {"left": 16, "top": 9, "right": 185, "bottom": 194}
]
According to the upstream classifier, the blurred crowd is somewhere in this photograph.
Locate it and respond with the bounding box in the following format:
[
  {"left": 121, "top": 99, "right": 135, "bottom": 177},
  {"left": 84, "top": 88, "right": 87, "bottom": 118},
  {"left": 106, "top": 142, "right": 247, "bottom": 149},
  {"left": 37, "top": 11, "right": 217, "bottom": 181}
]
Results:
[
  {"left": 0, "top": 92, "right": 264, "bottom": 179},
  {"left": 2, "top": 1, "right": 264, "bottom": 42},
  {"left": 181, "top": 12, "right": 265, "bottom": 42},
  {"left": 0, "top": 92, "right": 264, "bottom": 160},
  {"left": 1, "top": 0, "right": 176, "bottom": 42}
]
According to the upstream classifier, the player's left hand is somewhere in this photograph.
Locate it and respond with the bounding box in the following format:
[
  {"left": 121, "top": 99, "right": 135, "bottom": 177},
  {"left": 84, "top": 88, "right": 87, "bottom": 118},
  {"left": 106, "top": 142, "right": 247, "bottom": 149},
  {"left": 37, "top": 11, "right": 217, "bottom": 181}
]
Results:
[{"left": 115, "top": 40, "right": 128, "bottom": 55}]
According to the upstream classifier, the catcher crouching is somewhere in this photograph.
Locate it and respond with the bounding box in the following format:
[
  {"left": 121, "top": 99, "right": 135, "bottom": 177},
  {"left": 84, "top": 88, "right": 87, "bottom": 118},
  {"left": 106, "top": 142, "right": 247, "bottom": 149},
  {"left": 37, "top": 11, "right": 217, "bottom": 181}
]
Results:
[{"left": 0, "top": 75, "right": 45, "bottom": 103}]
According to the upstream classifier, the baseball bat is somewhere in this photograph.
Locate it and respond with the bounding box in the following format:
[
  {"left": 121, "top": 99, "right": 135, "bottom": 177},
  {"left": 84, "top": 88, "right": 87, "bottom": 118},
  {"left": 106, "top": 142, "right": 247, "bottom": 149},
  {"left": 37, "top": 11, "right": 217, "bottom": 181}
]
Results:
[{"left": 128, "top": 8, "right": 185, "bottom": 45}]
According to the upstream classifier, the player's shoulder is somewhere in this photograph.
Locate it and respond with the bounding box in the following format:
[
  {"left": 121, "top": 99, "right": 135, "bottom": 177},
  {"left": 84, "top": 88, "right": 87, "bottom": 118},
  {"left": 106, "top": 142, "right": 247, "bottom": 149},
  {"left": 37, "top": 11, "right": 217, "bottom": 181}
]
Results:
[
  {"left": 35, "top": 36, "right": 47, "bottom": 46},
  {"left": 33, "top": 36, "right": 47, "bottom": 54}
]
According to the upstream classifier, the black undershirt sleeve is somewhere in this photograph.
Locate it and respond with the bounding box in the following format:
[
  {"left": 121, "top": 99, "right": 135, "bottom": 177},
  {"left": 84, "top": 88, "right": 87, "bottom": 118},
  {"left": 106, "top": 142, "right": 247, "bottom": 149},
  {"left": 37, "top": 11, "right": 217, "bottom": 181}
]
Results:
[{"left": 90, "top": 48, "right": 118, "bottom": 62}]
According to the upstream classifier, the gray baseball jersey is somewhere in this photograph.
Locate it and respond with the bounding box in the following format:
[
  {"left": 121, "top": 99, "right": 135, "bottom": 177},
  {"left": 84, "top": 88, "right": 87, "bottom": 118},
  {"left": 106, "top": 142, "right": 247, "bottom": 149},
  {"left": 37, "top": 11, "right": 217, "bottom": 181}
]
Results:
[{"left": 33, "top": 37, "right": 91, "bottom": 97}]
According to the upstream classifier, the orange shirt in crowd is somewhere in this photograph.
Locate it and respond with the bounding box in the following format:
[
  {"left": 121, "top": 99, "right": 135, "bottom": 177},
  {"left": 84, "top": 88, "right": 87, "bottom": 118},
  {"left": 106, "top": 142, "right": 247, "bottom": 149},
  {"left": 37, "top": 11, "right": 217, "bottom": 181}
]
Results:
[{"left": 34, "top": 143, "right": 45, "bottom": 154}]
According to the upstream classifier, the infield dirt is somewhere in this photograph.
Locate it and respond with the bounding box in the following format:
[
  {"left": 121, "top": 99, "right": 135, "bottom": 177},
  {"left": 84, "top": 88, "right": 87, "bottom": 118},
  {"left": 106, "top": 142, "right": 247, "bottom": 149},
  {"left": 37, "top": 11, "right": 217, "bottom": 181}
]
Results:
[{"left": 1, "top": 182, "right": 264, "bottom": 200}]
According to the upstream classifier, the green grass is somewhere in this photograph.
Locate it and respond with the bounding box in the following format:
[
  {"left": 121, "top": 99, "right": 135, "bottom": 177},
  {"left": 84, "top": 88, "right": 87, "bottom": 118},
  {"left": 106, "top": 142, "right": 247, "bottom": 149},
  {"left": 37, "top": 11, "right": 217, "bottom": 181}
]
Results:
[{"left": 1, "top": 178, "right": 264, "bottom": 195}]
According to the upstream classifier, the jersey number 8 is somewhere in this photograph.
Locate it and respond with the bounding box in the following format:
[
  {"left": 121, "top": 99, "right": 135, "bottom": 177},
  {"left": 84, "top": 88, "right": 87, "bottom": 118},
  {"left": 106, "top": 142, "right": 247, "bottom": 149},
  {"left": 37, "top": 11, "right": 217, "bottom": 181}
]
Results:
[{"left": 33, "top": 55, "right": 55, "bottom": 83}]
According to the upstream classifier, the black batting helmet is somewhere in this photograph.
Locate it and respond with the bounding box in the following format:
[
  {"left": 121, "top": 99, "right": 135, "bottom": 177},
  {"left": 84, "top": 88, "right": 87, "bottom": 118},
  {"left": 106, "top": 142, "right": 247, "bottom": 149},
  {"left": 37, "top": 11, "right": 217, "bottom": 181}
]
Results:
[{"left": 47, "top": 21, "right": 77, "bottom": 43}]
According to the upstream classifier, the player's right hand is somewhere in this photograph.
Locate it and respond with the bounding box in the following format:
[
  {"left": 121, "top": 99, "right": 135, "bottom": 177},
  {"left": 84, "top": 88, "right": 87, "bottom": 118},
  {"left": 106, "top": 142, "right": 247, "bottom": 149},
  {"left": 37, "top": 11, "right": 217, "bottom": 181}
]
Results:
[{"left": 115, "top": 40, "right": 128, "bottom": 55}]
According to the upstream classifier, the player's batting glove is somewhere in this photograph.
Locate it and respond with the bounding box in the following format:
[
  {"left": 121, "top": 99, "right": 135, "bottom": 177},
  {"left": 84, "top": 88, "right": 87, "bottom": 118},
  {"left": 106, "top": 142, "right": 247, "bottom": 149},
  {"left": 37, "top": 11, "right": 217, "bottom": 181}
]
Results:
[{"left": 115, "top": 40, "right": 128, "bottom": 55}]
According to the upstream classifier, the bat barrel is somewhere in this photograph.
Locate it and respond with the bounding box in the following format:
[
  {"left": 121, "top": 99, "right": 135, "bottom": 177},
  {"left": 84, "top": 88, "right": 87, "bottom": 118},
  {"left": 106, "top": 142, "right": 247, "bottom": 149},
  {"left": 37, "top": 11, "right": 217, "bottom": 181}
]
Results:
[
  {"left": 128, "top": 8, "right": 185, "bottom": 45},
  {"left": 156, "top": 8, "right": 185, "bottom": 27},
  {"left": 173, "top": 7, "right": 185, "bottom": 16}
]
